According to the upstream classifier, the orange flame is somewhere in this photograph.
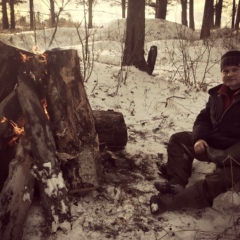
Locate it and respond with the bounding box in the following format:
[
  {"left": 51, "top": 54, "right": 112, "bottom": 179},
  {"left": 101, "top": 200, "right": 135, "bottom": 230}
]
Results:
[
  {"left": 39, "top": 53, "right": 47, "bottom": 64},
  {"left": 20, "top": 52, "right": 31, "bottom": 63},
  {"left": 0, "top": 117, "right": 7, "bottom": 123},
  {"left": 41, "top": 98, "right": 50, "bottom": 120},
  {"left": 9, "top": 120, "right": 25, "bottom": 136}
]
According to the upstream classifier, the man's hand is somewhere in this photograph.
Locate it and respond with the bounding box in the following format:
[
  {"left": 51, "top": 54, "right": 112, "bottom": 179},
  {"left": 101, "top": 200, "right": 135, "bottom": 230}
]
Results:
[{"left": 194, "top": 139, "right": 208, "bottom": 154}]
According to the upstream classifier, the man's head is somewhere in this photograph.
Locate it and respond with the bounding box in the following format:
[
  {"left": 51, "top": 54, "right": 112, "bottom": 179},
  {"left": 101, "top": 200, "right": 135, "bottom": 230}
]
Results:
[{"left": 221, "top": 50, "right": 240, "bottom": 90}]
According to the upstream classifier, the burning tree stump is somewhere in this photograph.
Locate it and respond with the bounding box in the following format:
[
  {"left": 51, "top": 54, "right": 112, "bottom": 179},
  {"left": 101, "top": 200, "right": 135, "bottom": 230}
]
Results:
[
  {"left": 43, "top": 49, "right": 102, "bottom": 192},
  {"left": 17, "top": 69, "right": 71, "bottom": 232},
  {"left": 0, "top": 41, "right": 128, "bottom": 238}
]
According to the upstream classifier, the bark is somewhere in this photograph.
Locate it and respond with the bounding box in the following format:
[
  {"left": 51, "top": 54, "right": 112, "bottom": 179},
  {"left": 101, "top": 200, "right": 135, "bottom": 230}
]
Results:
[
  {"left": 235, "top": 0, "right": 240, "bottom": 30},
  {"left": 29, "top": 0, "right": 34, "bottom": 30},
  {"left": 44, "top": 49, "right": 101, "bottom": 191},
  {"left": 215, "top": 0, "right": 223, "bottom": 28},
  {"left": 122, "top": 0, "right": 126, "bottom": 18},
  {"left": 2, "top": 0, "right": 9, "bottom": 29},
  {"left": 0, "top": 137, "right": 34, "bottom": 240},
  {"left": 180, "top": 0, "right": 188, "bottom": 27},
  {"left": 232, "top": 0, "right": 236, "bottom": 29},
  {"left": 156, "top": 0, "right": 168, "bottom": 20},
  {"left": 189, "top": 0, "right": 195, "bottom": 30},
  {"left": 88, "top": 0, "right": 93, "bottom": 28},
  {"left": 50, "top": 0, "right": 56, "bottom": 27},
  {"left": 9, "top": 0, "right": 15, "bottom": 30},
  {"left": 0, "top": 41, "right": 33, "bottom": 102},
  {"left": 200, "top": 0, "right": 214, "bottom": 39},
  {"left": 16, "top": 69, "right": 71, "bottom": 232},
  {"left": 122, "top": 0, "right": 149, "bottom": 73}
]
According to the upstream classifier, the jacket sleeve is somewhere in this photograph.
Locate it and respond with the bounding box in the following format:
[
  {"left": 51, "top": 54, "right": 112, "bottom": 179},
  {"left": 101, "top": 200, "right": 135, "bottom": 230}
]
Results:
[{"left": 192, "top": 99, "right": 213, "bottom": 144}]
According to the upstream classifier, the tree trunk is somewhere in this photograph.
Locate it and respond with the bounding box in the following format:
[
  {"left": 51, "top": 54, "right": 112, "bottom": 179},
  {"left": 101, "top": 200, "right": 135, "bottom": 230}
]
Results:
[
  {"left": 156, "top": 0, "right": 168, "bottom": 20},
  {"left": 200, "top": 0, "right": 213, "bottom": 39},
  {"left": 88, "top": 0, "right": 93, "bottom": 28},
  {"left": 180, "top": 0, "right": 188, "bottom": 27},
  {"left": 9, "top": 0, "right": 15, "bottom": 30},
  {"left": 215, "top": 0, "right": 223, "bottom": 28},
  {"left": 189, "top": 0, "right": 195, "bottom": 30},
  {"left": 2, "top": 0, "right": 9, "bottom": 29},
  {"left": 122, "top": 0, "right": 149, "bottom": 73},
  {"left": 235, "top": 0, "right": 240, "bottom": 29},
  {"left": 122, "top": 0, "right": 126, "bottom": 18},
  {"left": 50, "top": 0, "right": 56, "bottom": 27},
  {"left": 0, "top": 137, "right": 34, "bottom": 240},
  {"left": 232, "top": 0, "right": 236, "bottom": 29},
  {"left": 29, "top": 0, "right": 34, "bottom": 30}
]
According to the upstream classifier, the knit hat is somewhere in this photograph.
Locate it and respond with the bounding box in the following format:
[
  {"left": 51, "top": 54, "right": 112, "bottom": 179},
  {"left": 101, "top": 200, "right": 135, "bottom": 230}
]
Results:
[{"left": 221, "top": 50, "right": 240, "bottom": 70}]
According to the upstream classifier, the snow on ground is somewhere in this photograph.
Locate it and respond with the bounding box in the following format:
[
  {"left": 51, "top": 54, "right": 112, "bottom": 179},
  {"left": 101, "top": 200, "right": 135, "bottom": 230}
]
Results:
[{"left": 1, "top": 18, "right": 240, "bottom": 240}]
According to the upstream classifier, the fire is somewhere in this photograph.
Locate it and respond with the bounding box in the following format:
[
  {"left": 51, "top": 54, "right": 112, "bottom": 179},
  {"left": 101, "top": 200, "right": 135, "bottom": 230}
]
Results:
[
  {"left": 39, "top": 53, "right": 47, "bottom": 64},
  {"left": 0, "top": 116, "right": 7, "bottom": 123},
  {"left": 41, "top": 98, "right": 50, "bottom": 120},
  {"left": 20, "top": 52, "right": 31, "bottom": 63},
  {"left": 9, "top": 120, "right": 25, "bottom": 136}
]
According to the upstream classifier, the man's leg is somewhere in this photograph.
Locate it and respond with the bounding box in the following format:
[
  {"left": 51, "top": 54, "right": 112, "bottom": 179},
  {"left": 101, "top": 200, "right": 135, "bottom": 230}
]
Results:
[
  {"left": 166, "top": 131, "right": 195, "bottom": 187},
  {"left": 150, "top": 166, "right": 240, "bottom": 214},
  {"left": 204, "top": 165, "right": 240, "bottom": 201}
]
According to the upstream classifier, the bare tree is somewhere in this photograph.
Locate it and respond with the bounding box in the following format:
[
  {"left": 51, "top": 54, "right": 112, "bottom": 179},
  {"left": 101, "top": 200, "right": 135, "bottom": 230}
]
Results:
[
  {"left": 122, "top": 0, "right": 126, "bottom": 18},
  {"left": 180, "top": 0, "right": 188, "bottom": 26},
  {"left": 2, "top": 0, "right": 9, "bottom": 29},
  {"left": 29, "top": 0, "right": 34, "bottom": 30},
  {"left": 215, "top": 0, "right": 223, "bottom": 28},
  {"left": 122, "top": 0, "right": 149, "bottom": 73},
  {"left": 156, "top": 0, "right": 168, "bottom": 19},
  {"left": 200, "top": 0, "right": 214, "bottom": 39},
  {"left": 9, "top": 0, "right": 16, "bottom": 29},
  {"left": 189, "top": 0, "right": 194, "bottom": 30},
  {"left": 88, "top": 0, "right": 93, "bottom": 28},
  {"left": 232, "top": 0, "right": 236, "bottom": 29},
  {"left": 235, "top": 0, "right": 240, "bottom": 29},
  {"left": 50, "top": 0, "right": 56, "bottom": 27}
]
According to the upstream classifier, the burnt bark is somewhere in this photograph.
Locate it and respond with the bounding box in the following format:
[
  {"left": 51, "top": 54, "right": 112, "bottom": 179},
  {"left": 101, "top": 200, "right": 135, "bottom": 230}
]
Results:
[
  {"left": 43, "top": 49, "right": 101, "bottom": 192},
  {"left": 16, "top": 68, "right": 71, "bottom": 232},
  {"left": 0, "top": 137, "right": 34, "bottom": 240}
]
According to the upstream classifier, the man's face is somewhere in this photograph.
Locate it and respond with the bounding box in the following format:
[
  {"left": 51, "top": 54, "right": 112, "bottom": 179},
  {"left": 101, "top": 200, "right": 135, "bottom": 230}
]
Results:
[{"left": 222, "top": 65, "right": 240, "bottom": 90}]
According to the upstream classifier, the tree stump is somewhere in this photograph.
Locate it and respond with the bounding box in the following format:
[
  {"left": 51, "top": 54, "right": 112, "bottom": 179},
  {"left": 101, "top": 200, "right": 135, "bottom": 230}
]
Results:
[
  {"left": 0, "top": 41, "right": 128, "bottom": 237},
  {"left": 147, "top": 45, "right": 157, "bottom": 75}
]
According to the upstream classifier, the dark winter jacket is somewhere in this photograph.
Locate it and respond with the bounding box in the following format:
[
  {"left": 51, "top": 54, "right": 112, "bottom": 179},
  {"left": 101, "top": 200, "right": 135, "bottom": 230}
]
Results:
[{"left": 192, "top": 84, "right": 240, "bottom": 149}]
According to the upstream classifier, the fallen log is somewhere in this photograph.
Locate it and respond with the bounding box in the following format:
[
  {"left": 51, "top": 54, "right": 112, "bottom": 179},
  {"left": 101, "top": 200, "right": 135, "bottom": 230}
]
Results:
[{"left": 93, "top": 110, "right": 127, "bottom": 149}]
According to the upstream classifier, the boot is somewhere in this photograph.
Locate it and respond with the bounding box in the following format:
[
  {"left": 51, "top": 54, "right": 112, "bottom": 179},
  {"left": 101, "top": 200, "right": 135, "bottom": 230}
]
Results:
[
  {"left": 150, "top": 181, "right": 211, "bottom": 214},
  {"left": 207, "top": 142, "right": 240, "bottom": 166}
]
